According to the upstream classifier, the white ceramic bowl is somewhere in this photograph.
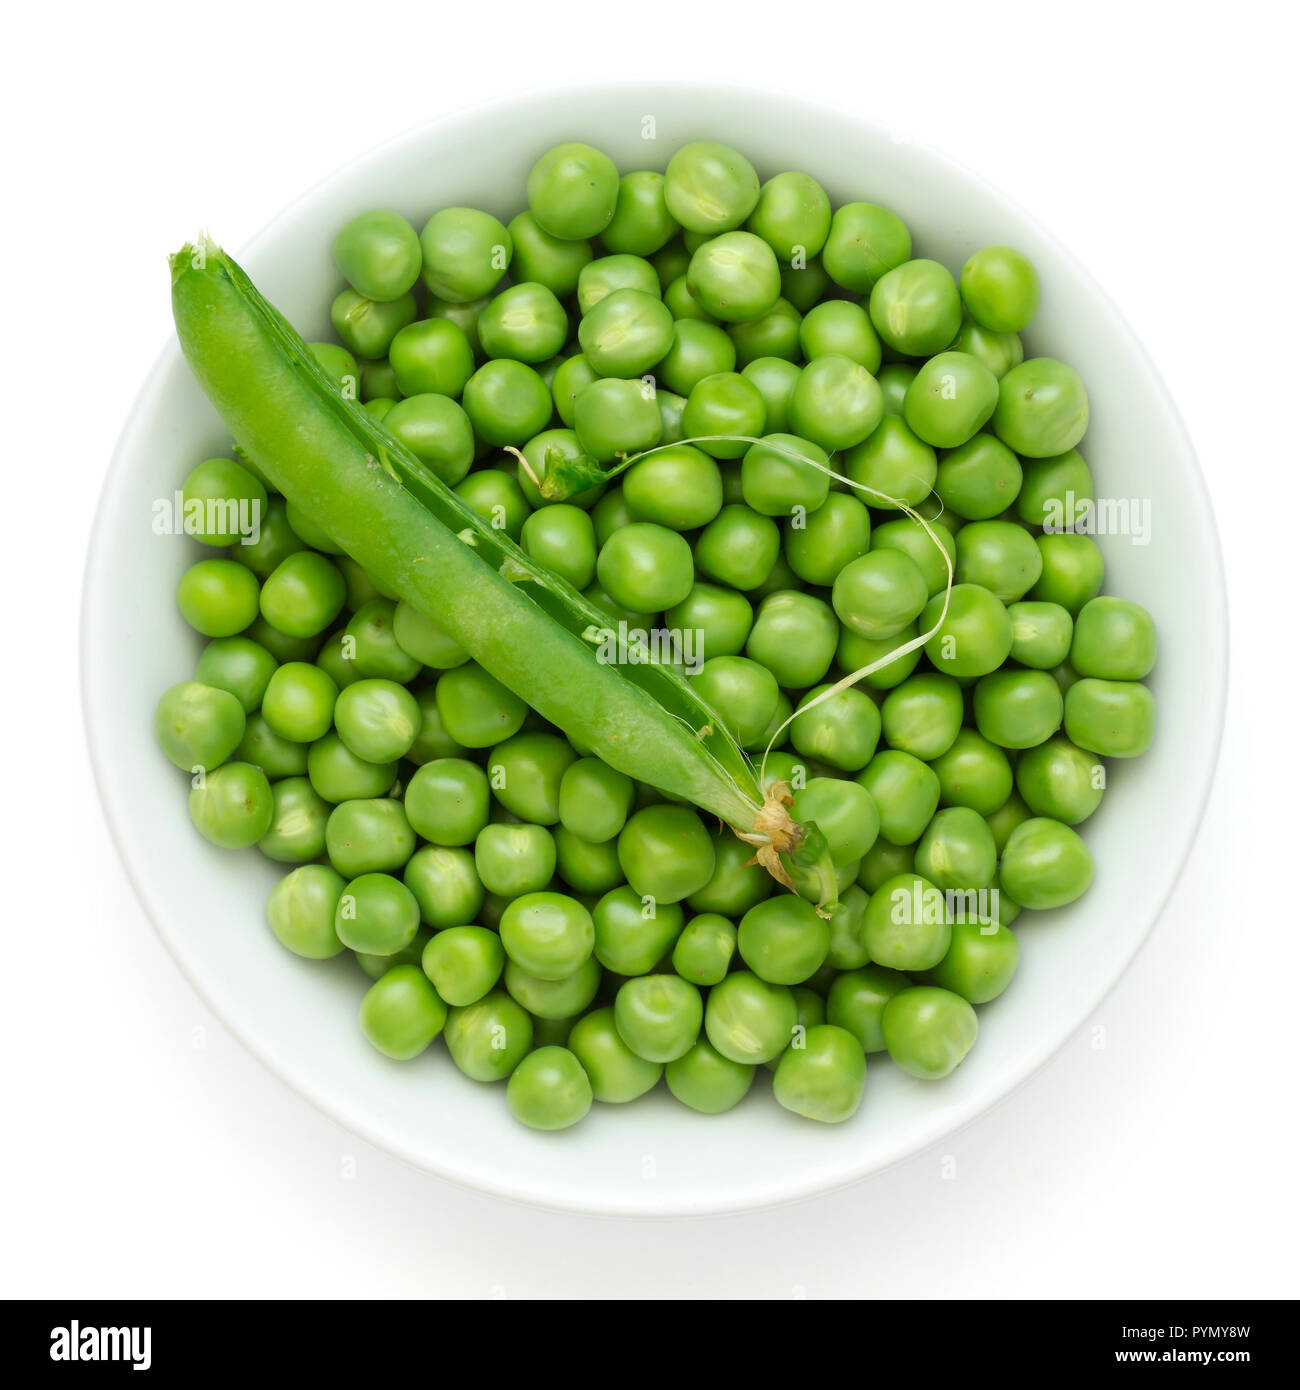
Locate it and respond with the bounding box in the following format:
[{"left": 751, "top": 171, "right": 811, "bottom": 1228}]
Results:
[{"left": 84, "top": 82, "right": 1227, "bottom": 1216}]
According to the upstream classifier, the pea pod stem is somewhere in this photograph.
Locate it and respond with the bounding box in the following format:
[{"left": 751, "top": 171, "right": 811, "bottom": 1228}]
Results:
[{"left": 169, "top": 241, "right": 838, "bottom": 906}]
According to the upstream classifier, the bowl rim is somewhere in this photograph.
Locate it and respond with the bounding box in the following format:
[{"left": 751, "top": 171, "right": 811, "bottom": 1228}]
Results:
[{"left": 82, "top": 78, "right": 1229, "bottom": 1216}]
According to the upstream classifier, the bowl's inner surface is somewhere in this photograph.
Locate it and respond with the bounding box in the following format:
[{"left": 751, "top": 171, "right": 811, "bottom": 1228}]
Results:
[{"left": 86, "top": 84, "right": 1224, "bottom": 1214}]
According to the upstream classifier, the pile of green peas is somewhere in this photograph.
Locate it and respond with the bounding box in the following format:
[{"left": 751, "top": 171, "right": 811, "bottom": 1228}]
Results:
[{"left": 156, "top": 138, "right": 1156, "bottom": 1131}]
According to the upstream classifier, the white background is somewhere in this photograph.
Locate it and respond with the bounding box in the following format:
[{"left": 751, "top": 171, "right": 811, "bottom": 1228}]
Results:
[{"left": 3, "top": 0, "right": 1295, "bottom": 1299}]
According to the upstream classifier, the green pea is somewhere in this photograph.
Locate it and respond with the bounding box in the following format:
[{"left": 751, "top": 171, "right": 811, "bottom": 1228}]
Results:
[
  {"left": 728, "top": 299, "right": 802, "bottom": 367},
  {"left": 686, "top": 831, "right": 773, "bottom": 916},
  {"left": 691, "top": 655, "right": 779, "bottom": 749},
  {"left": 445, "top": 991, "right": 533, "bottom": 1082},
  {"left": 818, "top": 885, "right": 868, "bottom": 970},
  {"left": 826, "top": 965, "right": 909, "bottom": 1052},
  {"left": 961, "top": 246, "right": 1040, "bottom": 333},
  {"left": 952, "top": 317, "right": 1023, "bottom": 378},
  {"left": 573, "top": 377, "right": 662, "bottom": 463},
  {"left": 435, "top": 664, "right": 527, "bottom": 749},
  {"left": 1064, "top": 678, "right": 1155, "bottom": 758},
  {"left": 798, "top": 299, "right": 881, "bottom": 370},
  {"left": 745, "top": 591, "right": 837, "bottom": 689},
  {"left": 861, "top": 870, "right": 950, "bottom": 971},
  {"left": 833, "top": 550, "right": 929, "bottom": 640},
  {"left": 590, "top": 885, "right": 683, "bottom": 976},
  {"left": 868, "top": 258, "right": 962, "bottom": 356},
  {"left": 667, "top": 913, "right": 735, "bottom": 986},
  {"left": 403, "top": 845, "right": 483, "bottom": 928},
  {"left": 308, "top": 341, "right": 361, "bottom": 398},
  {"left": 180, "top": 457, "right": 268, "bottom": 548},
  {"left": 498, "top": 891, "right": 594, "bottom": 981},
  {"left": 552, "top": 758, "right": 633, "bottom": 845},
  {"left": 930, "top": 917, "right": 1019, "bottom": 1003},
  {"left": 882, "top": 986, "right": 977, "bottom": 1079},
  {"left": 1031, "top": 533, "right": 1105, "bottom": 613},
  {"left": 857, "top": 837, "right": 915, "bottom": 892},
  {"left": 390, "top": 602, "right": 467, "bottom": 671},
  {"left": 742, "top": 357, "right": 802, "bottom": 432},
  {"left": 856, "top": 750, "right": 941, "bottom": 844},
  {"left": 465, "top": 362, "right": 554, "bottom": 450},
  {"left": 1001, "top": 816, "right": 1095, "bottom": 909},
  {"left": 788, "top": 355, "right": 884, "bottom": 452},
  {"left": 257, "top": 552, "right": 343, "bottom": 639},
  {"left": 266, "top": 863, "right": 347, "bottom": 959},
  {"left": 400, "top": 757, "right": 487, "bottom": 846},
  {"left": 505, "top": 1046, "right": 592, "bottom": 1130},
  {"left": 843, "top": 415, "right": 937, "bottom": 511},
  {"left": 257, "top": 776, "right": 329, "bottom": 863},
  {"left": 985, "top": 791, "right": 1032, "bottom": 854},
  {"left": 915, "top": 806, "right": 997, "bottom": 892},
  {"left": 551, "top": 826, "right": 621, "bottom": 895},
  {"left": 306, "top": 732, "right": 395, "bottom": 803},
  {"left": 259, "top": 660, "right": 337, "bottom": 743},
  {"left": 325, "top": 797, "right": 414, "bottom": 877},
  {"left": 475, "top": 282, "right": 567, "bottom": 364},
  {"left": 360, "top": 367, "right": 400, "bottom": 407},
  {"left": 577, "top": 288, "right": 674, "bottom": 378},
  {"left": 657, "top": 388, "right": 688, "bottom": 444},
  {"left": 791, "top": 777, "right": 880, "bottom": 866},
  {"left": 821, "top": 202, "right": 911, "bottom": 292},
  {"left": 420, "top": 926, "right": 504, "bottom": 1007},
  {"left": 282, "top": 503, "right": 342, "bottom": 555},
  {"left": 613, "top": 975, "right": 703, "bottom": 1063},
  {"left": 505, "top": 954, "right": 602, "bottom": 1019},
  {"left": 664, "top": 583, "right": 753, "bottom": 658},
  {"left": 515, "top": 505, "right": 596, "bottom": 590},
  {"left": 705, "top": 971, "right": 798, "bottom": 1064},
  {"left": 383, "top": 393, "right": 476, "bottom": 485},
  {"left": 773, "top": 1024, "right": 866, "bottom": 1123},
  {"left": 1016, "top": 449, "right": 1094, "bottom": 528},
  {"left": 419, "top": 207, "right": 511, "bottom": 302},
  {"left": 507, "top": 211, "right": 593, "bottom": 296},
  {"left": 597, "top": 522, "right": 694, "bottom": 614},
  {"left": 921, "top": 583, "right": 1014, "bottom": 677},
  {"left": 566, "top": 1006, "right": 663, "bottom": 1103},
  {"left": 740, "top": 433, "right": 830, "bottom": 517},
  {"left": 737, "top": 895, "right": 830, "bottom": 985},
  {"left": 790, "top": 684, "right": 881, "bottom": 773},
  {"left": 330, "top": 678, "right": 417, "bottom": 762},
  {"left": 836, "top": 623, "right": 922, "bottom": 691},
  {"left": 993, "top": 357, "right": 1088, "bottom": 457},
  {"left": 934, "top": 433, "right": 1022, "bottom": 521},
  {"left": 340, "top": 600, "right": 419, "bottom": 683},
  {"left": 746, "top": 170, "right": 831, "bottom": 261},
  {"left": 681, "top": 373, "right": 767, "bottom": 458},
  {"left": 335, "top": 870, "right": 420, "bottom": 955},
  {"left": 487, "top": 732, "right": 575, "bottom": 825},
  {"left": 177, "top": 558, "right": 261, "bottom": 637},
  {"left": 1016, "top": 736, "right": 1105, "bottom": 824},
  {"left": 333, "top": 210, "right": 422, "bottom": 302},
  {"left": 474, "top": 823, "right": 556, "bottom": 896},
  {"left": 955, "top": 521, "right": 1043, "bottom": 601},
  {"left": 881, "top": 672, "right": 964, "bottom": 760},
  {"left": 1007, "top": 600, "right": 1073, "bottom": 669},
  {"left": 1070, "top": 597, "right": 1157, "bottom": 680},
  {"left": 229, "top": 496, "right": 305, "bottom": 580},
  {"left": 516, "top": 427, "right": 606, "bottom": 511},
  {"left": 783, "top": 493, "right": 871, "bottom": 587},
  {"left": 427, "top": 294, "right": 488, "bottom": 357},
  {"left": 602, "top": 171, "right": 678, "bottom": 256},
  {"left": 237, "top": 711, "right": 310, "bottom": 779},
  {"left": 664, "top": 141, "right": 760, "bottom": 235},
  {"left": 876, "top": 361, "right": 917, "bottom": 415},
  {"left": 973, "top": 669, "right": 1064, "bottom": 749},
  {"left": 686, "top": 231, "right": 781, "bottom": 323},
  {"left": 330, "top": 288, "right": 417, "bottom": 360},
  {"left": 527, "top": 142, "right": 618, "bottom": 240},
  {"left": 188, "top": 761, "right": 274, "bottom": 848},
  {"left": 358, "top": 964, "right": 447, "bottom": 1061},
  {"left": 656, "top": 319, "right": 736, "bottom": 396},
  {"left": 930, "top": 729, "right": 1014, "bottom": 815},
  {"left": 155, "top": 680, "right": 246, "bottom": 772},
  {"left": 903, "top": 351, "right": 999, "bottom": 450},
  {"left": 665, "top": 1040, "right": 754, "bottom": 1114},
  {"left": 622, "top": 444, "right": 723, "bottom": 529},
  {"left": 551, "top": 354, "right": 600, "bottom": 428},
  {"left": 664, "top": 273, "right": 716, "bottom": 322},
  {"left": 616, "top": 804, "right": 716, "bottom": 904}
]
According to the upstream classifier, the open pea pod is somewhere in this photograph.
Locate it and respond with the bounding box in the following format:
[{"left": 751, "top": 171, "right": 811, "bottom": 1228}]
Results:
[{"left": 170, "top": 241, "right": 833, "bottom": 904}]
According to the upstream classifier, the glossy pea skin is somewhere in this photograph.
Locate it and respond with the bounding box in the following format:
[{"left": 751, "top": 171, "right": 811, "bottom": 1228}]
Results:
[
  {"left": 330, "top": 288, "right": 417, "bottom": 361},
  {"left": 844, "top": 416, "right": 937, "bottom": 511},
  {"left": 670, "top": 913, "right": 738, "bottom": 986},
  {"left": 342, "top": 599, "right": 420, "bottom": 683},
  {"left": 597, "top": 522, "right": 694, "bottom": 614},
  {"left": 567, "top": 1006, "right": 663, "bottom": 1103},
  {"left": 1016, "top": 736, "right": 1105, "bottom": 824},
  {"left": 692, "top": 655, "right": 780, "bottom": 748},
  {"left": 664, "top": 141, "right": 760, "bottom": 235},
  {"left": 861, "top": 871, "right": 951, "bottom": 970},
  {"left": 261, "top": 659, "right": 337, "bottom": 743},
  {"left": 705, "top": 971, "right": 799, "bottom": 1065},
  {"left": 1070, "top": 597, "right": 1157, "bottom": 680},
  {"left": 602, "top": 171, "right": 678, "bottom": 256},
  {"left": 1064, "top": 678, "right": 1156, "bottom": 758},
  {"left": 578, "top": 288, "right": 674, "bottom": 378},
  {"left": 308, "top": 341, "right": 360, "bottom": 398},
  {"left": 741, "top": 433, "right": 830, "bottom": 517},
  {"left": 1000, "top": 816, "right": 1095, "bottom": 909},
  {"left": 881, "top": 672, "right": 964, "bottom": 761},
  {"left": 527, "top": 142, "right": 618, "bottom": 240},
  {"left": 904, "top": 351, "right": 1000, "bottom": 450},
  {"left": 403, "top": 846, "right": 483, "bottom": 928},
  {"left": 193, "top": 637, "right": 276, "bottom": 715},
  {"left": 956, "top": 521, "right": 1043, "bottom": 602},
  {"left": 657, "top": 318, "right": 737, "bottom": 396},
  {"left": 930, "top": 729, "right": 1014, "bottom": 816},
  {"left": 742, "top": 357, "right": 802, "bottom": 433},
  {"left": 935, "top": 433, "right": 1023, "bottom": 521},
  {"left": 307, "top": 732, "right": 396, "bottom": 803},
  {"left": 506, "top": 1046, "right": 592, "bottom": 1130},
  {"left": 499, "top": 891, "right": 594, "bottom": 980},
  {"left": 833, "top": 549, "right": 929, "bottom": 640},
  {"left": 666, "top": 1040, "right": 754, "bottom": 1114},
  {"left": 230, "top": 496, "right": 305, "bottom": 580},
  {"left": 387, "top": 318, "right": 475, "bottom": 398},
  {"left": 915, "top": 806, "right": 997, "bottom": 891},
  {"left": 475, "top": 823, "right": 556, "bottom": 897},
  {"left": 973, "top": 668, "right": 1064, "bottom": 749},
  {"left": 465, "top": 360, "right": 554, "bottom": 449},
  {"left": 856, "top": 750, "right": 941, "bottom": 845},
  {"left": 614, "top": 974, "right": 705, "bottom": 1064},
  {"left": 788, "top": 355, "right": 884, "bottom": 453},
  {"left": 821, "top": 885, "right": 869, "bottom": 970},
  {"left": 857, "top": 837, "right": 915, "bottom": 892},
  {"left": 404, "top": 758, "right": 489, "bottom": 846},
  {"left": 573, "top": 377, "right": 663, "bottom": 464},
  {"left": 746, "top": 590, "right": 838, "bottom": 689},
  {"left": 389, "top": 603, "right": 467, "bottom": 672},
  {"left": 435, "top": 664, "right": 527, "bottom": 749},
  {"left": 686, "top": 231, "right": 781, "bottom": 323},
  {"left": 798, "top": 299, "right": 881, "bottom": 371},
  {"left": 359, "top": 964, "right": 447, "bottom": 1061},
  {"left": 737, "top": 894, "right": 831, "bottom": 985},
  {"left": 993, "top": 358, "right": 1089, "bottom": 457},
  {"left": 1016, "top": 449, "right": 1094, "bottom": 528},
  {"left": 616, "top": 804, "right": 716, "bottom": 905},
  {"left": 931, "top": 919, "right": 1020, "bottom": 1004},
  {"left": 507, "top": 211, "right": 593, "bottom": 296},
  {"left": 335, "top": 871, "right": 420, "bottom": 955},
  {"left": 839, "top": 622, "right": 923, "bottom": 694},
  {"left": 822, "top": 203, "right": 911, "bottom": 292},
  {"left": 551, "top": 355, "right": 600, "bottom": 429},
  {"left": 791, "top": 777, "right": 880, "bottom": 866},
  {"left": 747, "top": 171, "right": 832, "bottom": 261},
  {"left": 333, "top": 211, "right": 422, "bottom": 302},
  {"left": 961, "top": 246, "right": 1040, "bottom": 333},
  {"left": 421, "top": 926, "right": 504, "bottom": 1007},
  {"left": 869, "top": 259, "right": 962, "bottom": 357},
  {"left": 237, "top": 712, "right": 310, "bottom": 779},
  {"left": 333, "top": 678, "right": 420, "bottom": 762},
  {"left": 882, "top": 986, "right": 978, "bottom": 1079},
  {"left": 827, "top": 965, "right": 910, "bottom": 1052},
  {"left": 554, "top": 758, "right": 633, "bottom": 845},
  {"left": 259, "top": 777, "right": 330, "bottom": 863},
  {"left": 985, "top": 790, "right": 1032, "bottom": 855},
  {"left": 259, "top": 551, "right": 346, "bottom": 639},
  {"left": 953, "top": 317, "right": 1023, "bottom": 379},
  {"left": 177, "top": 558, "right": 261, "bottom": 637},
  {"left": 419, "top": 207, "right": 511, "bottom": 303},
  {"left": 505, "top": 955, "right": 602, "bottom": 1020},
  {"left": 189, "top": 761, "right": 274, "bottom": 848},
  {"left": 589, "top": 885, "right": 682, "bottom": 976},
  {"left": 581, "top": 251, "right": 659, "bottom": 310},
  {"left": 385, "top": 393, "right": 478, "bottom": 485},
  {"left": 665, "top": 582, "right": 754, "bottom": 658},
  {"left": 266, "top": 863, "right": 347, "bottom": 959},
  {"left": 729, "top": 299, "right": 802, "bottom": 366},
  {"left": 155, "top": 680, "right": 246, "bottom": 772},
  {"left": 682, "top": 373, "right": 767, "bottom": 458},
  {"left": 694, "top": 504, "right": 780, "bottom": 591},
  {"left": 477, "top": 282, "right": 568, "bottom": 364},
  {"left": 876, "top": 361, "right": 917, "bottom": 416},
  {"left": 773, "top": 1024, "right": 866, "bottom": 1124},
  {"left": 870, "top": 518, "right": 956, "bottom": 599},
  {"left": 445, "top": 991, "right": 533, "bottom": 1082},
  {"left": 686, "top": 831, "right": 773, "bottom": 917},
  {"left": 181, "top": 457, "right": 268, "bottom": 548},
  {"left": 1031, "top": 533, "right": 1105, "bottom": 614},
  {"left": 921, "top": 583, "right": 1015, "bottom": 678},
  {"left": 790, "top": 684, "right": 881, "bottom": 773},
  {"left": 1008, "top": 600, "right": 1074, "bottom": 669},
  {"left": 783, "top": 492, "right": 871, "bottom": 587},
  {"left": 487, "top": 732, "right": 575, "bottom": 825},
  {"left": 326, "top": 798, "right": 415, "bottom": 877},
  {"left": 623, "top": 444, "right": 723, "bottom": 528}
]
